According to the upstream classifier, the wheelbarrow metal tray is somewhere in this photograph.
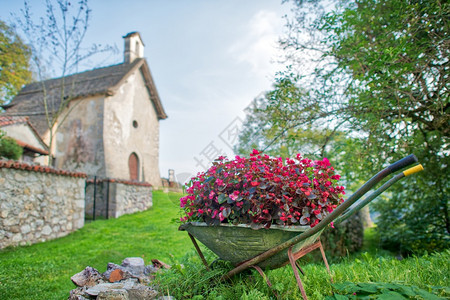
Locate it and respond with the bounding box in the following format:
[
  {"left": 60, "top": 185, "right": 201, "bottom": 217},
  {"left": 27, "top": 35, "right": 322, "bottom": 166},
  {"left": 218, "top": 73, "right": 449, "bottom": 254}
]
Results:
[{"left": 180, "top": 222, "right": 324, "bottom": 269}]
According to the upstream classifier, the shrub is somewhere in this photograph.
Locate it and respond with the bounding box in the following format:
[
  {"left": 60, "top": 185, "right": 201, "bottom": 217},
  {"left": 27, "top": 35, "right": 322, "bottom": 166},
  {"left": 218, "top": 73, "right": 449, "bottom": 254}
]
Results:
[{"left": 0, "top": 131, "right": 22, "bottom": 160}]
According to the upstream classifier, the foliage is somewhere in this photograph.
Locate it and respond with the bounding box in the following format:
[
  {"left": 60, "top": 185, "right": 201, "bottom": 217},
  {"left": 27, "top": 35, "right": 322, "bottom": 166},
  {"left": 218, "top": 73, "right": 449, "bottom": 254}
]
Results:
[
  {"left": 0, "top": 20, "right": 32, "bottom": 106},
  {"left": 239, "top": 0, "right": 450, "bottom": 253},
  {"left": 317, "top": 0, "right": 450, "bottom": 255},
  {"left": 180, "top": 149, "right": 345, "bottom": 228},
  {"left": 326, "top": 281, "right": 443, "bottom": 299},
  {"left": 0, "top": 130, "right": 23, "bottom": 160},
  {"left": 321, "top": 212, "right": 364, "bottom": 257}
]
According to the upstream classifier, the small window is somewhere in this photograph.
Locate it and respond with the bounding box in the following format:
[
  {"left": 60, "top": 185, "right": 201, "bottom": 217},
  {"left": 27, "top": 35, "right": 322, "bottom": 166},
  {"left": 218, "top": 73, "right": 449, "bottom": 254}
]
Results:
[
  {"left": 135, "top": 41, "right": 140, "bottom": 56},
  {"left": 132, "top": 120, "right": 138, "bottom": 128}
]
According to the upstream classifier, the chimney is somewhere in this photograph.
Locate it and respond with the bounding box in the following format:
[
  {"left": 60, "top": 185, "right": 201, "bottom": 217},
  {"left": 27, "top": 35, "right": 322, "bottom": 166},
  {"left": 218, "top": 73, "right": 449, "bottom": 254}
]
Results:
[{"left": 123, "top": 32, "right": 145, "bottom": 64}]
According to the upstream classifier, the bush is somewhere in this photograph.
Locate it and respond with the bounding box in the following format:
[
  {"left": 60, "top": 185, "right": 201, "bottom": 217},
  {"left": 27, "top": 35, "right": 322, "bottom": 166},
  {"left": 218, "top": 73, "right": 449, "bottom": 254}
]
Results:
[
  {"left": 321, "top": 212, "right": 364, "bottom": 258},
  {"left": 0, "top": 131, "right": 22, "bottom": 160}
]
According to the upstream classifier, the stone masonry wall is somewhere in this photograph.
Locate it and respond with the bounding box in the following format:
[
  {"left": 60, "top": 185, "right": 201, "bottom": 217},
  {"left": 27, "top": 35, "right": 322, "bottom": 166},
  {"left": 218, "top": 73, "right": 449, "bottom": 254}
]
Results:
[
  {"left": 111, "top": 181, "right": 152, "bottom": 218},
  {"left": 0, "top": 160, "right": 86, "bottom": 249}
]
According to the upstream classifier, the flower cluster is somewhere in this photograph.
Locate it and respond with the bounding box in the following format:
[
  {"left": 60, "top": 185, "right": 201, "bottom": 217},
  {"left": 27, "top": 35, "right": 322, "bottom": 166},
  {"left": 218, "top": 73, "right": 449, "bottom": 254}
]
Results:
[{"left": 180, "top": 150, "right": 345, "bottom": 228}]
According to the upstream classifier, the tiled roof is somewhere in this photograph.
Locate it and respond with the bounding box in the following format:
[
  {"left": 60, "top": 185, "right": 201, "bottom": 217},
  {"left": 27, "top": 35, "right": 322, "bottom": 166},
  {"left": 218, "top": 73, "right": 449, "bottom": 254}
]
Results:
[
  {"left": 15, "top": 139, "right": 49, "bottom": 155},
  {"left": 0, "top": 116, "right": 29, "bottom": 127},
  {"left": 0, "top": 160, "right": 87, "bottom": 178},
  {"left": 3, "top": 58, "right": 167, "bottom": 136}
]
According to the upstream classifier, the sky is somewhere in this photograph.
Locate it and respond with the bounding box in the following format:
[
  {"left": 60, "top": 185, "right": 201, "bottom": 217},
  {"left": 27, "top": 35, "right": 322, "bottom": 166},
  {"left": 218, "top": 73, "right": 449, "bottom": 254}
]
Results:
[{"left": 0, "top": 0, "right": 293, "bottom": 183}]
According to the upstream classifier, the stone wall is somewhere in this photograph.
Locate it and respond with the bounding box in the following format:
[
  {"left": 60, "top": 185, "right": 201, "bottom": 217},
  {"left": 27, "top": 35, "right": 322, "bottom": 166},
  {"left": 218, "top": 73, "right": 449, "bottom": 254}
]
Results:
[
  {"left": 0, "top": 160, "right": 86, "bottom": 249},
  {"left": 112, "top": 181, "right": 152, "bottom": 218},
  {"left": 85, "top": 178, "right": 152, "bottom": 220}
]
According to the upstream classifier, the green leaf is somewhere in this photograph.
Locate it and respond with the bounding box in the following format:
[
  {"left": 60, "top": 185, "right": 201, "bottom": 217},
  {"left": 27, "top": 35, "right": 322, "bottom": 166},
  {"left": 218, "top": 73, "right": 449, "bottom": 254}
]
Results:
[
  {"left": 218, "top": 194, "right": 228, "bottom": 204},
  {"left": 377, "top": 291, "right": 407, "bottom": 300}
]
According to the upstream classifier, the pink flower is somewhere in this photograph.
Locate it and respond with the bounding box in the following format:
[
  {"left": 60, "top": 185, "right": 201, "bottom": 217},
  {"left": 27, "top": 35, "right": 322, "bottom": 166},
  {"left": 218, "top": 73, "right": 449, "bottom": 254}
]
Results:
[
  {"left": 251, "top": 181, "right": 259, "bottom": 187},
  {"left": 250, "top": 149, "right": 260, "bottom": 156},
  {"left": 330, "top": 222, "right": 335, "bottom": 229}
]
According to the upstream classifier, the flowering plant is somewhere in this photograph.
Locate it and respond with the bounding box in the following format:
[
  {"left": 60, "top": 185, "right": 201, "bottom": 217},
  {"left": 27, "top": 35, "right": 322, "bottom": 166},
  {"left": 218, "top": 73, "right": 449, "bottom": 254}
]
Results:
[{"left": 180, "top": 150, "right": 345, "bottom": 229}]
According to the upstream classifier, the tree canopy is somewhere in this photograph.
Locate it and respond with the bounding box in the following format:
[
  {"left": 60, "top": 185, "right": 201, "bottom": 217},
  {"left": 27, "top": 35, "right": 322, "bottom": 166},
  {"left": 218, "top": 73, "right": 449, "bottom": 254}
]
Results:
[
  {"left": 0, "top": 20, "right": 32, "bottom": 106},
  {"left": 236, "top": 0, "right": 449, "bottom": 253}
]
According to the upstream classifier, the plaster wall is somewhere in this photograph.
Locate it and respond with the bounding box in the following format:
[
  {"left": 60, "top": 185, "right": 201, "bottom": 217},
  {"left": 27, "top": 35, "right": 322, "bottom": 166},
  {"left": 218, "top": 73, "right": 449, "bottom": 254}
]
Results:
[
  {"left": 1, "top": 123, "right": 47, "bottom": 164},
  {"left": 53, "top": 96, "right": 106, "bottom": 176},
  {"left": 103, "top": 68, "right": 161, "bottom": 186}
]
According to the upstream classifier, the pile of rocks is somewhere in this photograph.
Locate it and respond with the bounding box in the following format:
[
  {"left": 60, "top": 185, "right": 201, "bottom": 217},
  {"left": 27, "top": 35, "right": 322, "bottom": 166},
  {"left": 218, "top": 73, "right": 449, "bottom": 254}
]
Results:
[{"left": 68, "top": 257, "right": 171, "bottom": 300}]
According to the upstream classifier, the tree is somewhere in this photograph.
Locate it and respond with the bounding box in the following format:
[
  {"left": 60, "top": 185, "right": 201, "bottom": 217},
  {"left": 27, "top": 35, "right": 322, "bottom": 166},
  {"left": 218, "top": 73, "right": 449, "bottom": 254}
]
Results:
[
  {"left": 238, "top": 0, "right": 449, "bottom": 253},
  {"left": 13, "top": 0, "right": 114, "bottom": 165},
  {"left": 0, "top": 20, "right": 32, "bottom": 106}
]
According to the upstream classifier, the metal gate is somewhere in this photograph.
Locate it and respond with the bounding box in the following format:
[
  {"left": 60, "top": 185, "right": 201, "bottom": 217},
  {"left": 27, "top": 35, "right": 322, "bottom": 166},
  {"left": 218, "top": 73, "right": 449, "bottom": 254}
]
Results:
[{"left": 85, "top": 176, "right": 110, "bottom": 221}]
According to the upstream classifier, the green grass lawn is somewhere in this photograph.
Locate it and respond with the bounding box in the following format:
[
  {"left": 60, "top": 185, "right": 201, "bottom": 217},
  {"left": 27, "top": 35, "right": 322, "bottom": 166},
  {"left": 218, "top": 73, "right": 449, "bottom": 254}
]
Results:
[{"left": 0, "top": 191, "right": 448, "bottom": 299}]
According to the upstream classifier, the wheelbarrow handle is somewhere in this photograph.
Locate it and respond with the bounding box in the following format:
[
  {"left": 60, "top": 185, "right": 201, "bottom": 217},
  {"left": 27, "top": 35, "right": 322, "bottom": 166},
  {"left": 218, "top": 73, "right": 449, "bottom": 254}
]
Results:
[
  {"left": 387, "top": 154, "right": 418, "bottom": 173},
  {"left": 336, "top": 164, "right": 424, "bottom": 224}
]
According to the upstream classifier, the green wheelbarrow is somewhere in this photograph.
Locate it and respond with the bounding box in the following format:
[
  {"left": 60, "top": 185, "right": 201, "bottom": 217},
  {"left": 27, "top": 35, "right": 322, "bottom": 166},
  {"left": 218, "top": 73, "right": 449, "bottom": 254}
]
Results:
[{"left": 179, "top": 155, "right": 424, "bottom": 299}]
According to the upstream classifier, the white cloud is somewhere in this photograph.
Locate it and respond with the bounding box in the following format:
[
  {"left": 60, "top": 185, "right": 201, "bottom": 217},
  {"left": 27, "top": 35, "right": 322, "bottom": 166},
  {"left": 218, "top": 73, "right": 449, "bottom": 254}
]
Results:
[{"left": 228, "top": 10, "right": 284, "bottom": 76}]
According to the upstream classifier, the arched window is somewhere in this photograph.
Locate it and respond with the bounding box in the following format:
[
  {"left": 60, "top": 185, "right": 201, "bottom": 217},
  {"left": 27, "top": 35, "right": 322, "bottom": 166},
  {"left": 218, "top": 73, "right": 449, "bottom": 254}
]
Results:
[{"left": 128, "top": 152, "right": 139, "bottom": 181}]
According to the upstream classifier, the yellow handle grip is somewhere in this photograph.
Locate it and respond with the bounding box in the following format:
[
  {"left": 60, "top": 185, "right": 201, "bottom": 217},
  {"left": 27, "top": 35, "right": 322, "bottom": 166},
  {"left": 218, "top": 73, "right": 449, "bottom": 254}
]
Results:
[{"left": 403, "top": 164, "right": 424, "bottom": 177}]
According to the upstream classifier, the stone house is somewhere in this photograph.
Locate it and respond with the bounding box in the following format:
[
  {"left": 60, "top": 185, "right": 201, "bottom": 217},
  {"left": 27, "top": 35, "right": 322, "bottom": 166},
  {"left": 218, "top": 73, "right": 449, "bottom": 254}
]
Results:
[{"left": 2, "top": 32, "right": 167, "bottom": 186}]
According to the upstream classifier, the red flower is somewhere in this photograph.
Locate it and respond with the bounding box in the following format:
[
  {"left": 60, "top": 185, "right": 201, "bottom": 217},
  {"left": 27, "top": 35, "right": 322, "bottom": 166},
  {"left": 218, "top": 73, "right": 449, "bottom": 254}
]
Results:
[{"left": 179, "top": 151, "right": 345, "bottom": 228}]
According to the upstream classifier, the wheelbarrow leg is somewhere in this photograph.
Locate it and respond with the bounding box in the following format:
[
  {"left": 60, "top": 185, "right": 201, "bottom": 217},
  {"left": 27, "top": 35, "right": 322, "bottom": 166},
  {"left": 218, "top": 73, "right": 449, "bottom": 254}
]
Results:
[
  {"left": 188, "top": 233, "right": 210, "bottom": 270},
  {"left": 288, "top": 247, "right": 308, "bottom": 300},
  {"left": 295, "top": 261, "right": 305, "bottom": 276},
  {"left": 251, "top": 266, "right": 280, "bottom": 299},
  {"left": 318, "top": 241, "right": 333, "bottom": 283}
]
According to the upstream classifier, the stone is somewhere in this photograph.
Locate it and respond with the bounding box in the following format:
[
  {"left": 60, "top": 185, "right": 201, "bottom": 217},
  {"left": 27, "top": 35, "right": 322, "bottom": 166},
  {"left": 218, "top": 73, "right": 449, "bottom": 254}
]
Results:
[
  {"left": 127, "top": 285, "right": 158, "bottom": 300},
  {"left": 41, "top": 225, "right": 52, "bottom": 235},
  {"left": 68, "top": 286, "right": 89, "bottom": 300},
  {"left": 9, "top": 226, "right": 20, "bottom": 233},
  {"left": 97, "top": 289, "right": 128, "bottom": 300},
  {"left": 0, "top": 210, "right": 8, "bottom": 218},
  {"left": 23, "top": 187, "right": 31, "bottom": 195},
  {"left": 20, "top": 224, "right": 31, "bottom": 234},
  {"left": 3, "top": 217, "right": 19, "bottom": 226},
  {"left": 12, "top": 233, "right": 22, "bottom": 242},
  {"left": 121, "top": 257, "right": 145, "bottom": 276},
  {"left": 151, "top": 259, "right": 171, "bottom": 270},
  {"left": 144, "top": 265, "right": 159, "bottom": 275},
  {"left": 71, "top": 266, "right": 103, "bottom": 287},
  {"left": 109, "top": 269, "right": 125, "bottom": 283},
  {"left": 86, "top": 283, "right": 124, "bottom": 296}
]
